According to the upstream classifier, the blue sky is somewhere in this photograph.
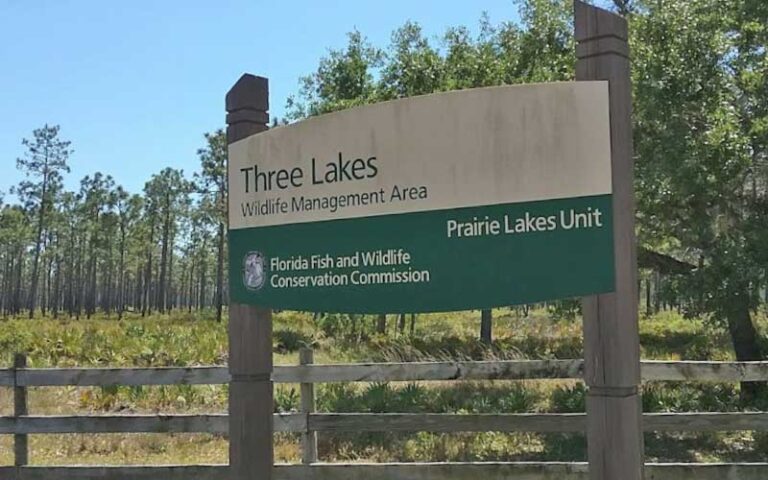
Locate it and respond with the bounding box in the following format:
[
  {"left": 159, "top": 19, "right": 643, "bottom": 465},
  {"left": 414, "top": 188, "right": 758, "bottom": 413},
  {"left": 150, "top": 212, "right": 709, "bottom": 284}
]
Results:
[{"left": 0, "top": 0, "right": 520, "bottom": 197}]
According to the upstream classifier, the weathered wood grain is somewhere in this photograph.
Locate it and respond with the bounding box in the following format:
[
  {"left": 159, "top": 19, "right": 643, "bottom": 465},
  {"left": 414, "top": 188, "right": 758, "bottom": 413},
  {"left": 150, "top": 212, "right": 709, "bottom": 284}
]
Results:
[
  {"left": 0, "top": 414, "right": 229, "bottom": 434},
  {"left": 3, "top": 463, "right": 768, "bottom": 480},
  {"left": 14, "top": 354, "right": 28, "bottom": 467},
  {"left": 308, "top": 413, "right": 586, "bottom": 433},
  {"left": 576, "top": 2, "right": 644, "bottom": 478},
  {"left": 277, "top": 463, "right": 768, "bottom": 480},
  {"left": 4, "top": 412, "right": 768, "bottom": 435},
  {"left": 276, "top": 413, "right": 307, "bottom": 433},
  {"left": 276, "top": 359, "right": 586, "bottom": 383},
  {"left": 277, "top": 462, "right": 588, "bottom": 480},
  {"left": 4, "top": 360, "right": 768, "bottom": 388},
  {"left": 2, "top": 360, "right": 585, "bottom": 387},
  {"left": 0, "top": 369, "right": 13, "bottom": 386},
  {"left": 644, "top": 463, "right": 768, "bottom": 480},
  {"left": 641, "top": 361, "right": 768, "bottom": 382},
  {"left": 0, "top": 413, "right": 304, "bottom": 434},
  {"left": 4, "top": 465, "right": 228, "bottom": 480},
  {"left": 645, "top": 412, "right": 768, "bottom": 432},
  {"left": 14, "top": 366, "right": 229, "bottom": 386},
  {"left": 299, "top": 348, "right": 318, "bottom": 464},
  {"left": 227, "top": 74, "right": 274, "bottom": 480},
  {"left": 308, "top": 412, "right": 768, "bottom": 433}
]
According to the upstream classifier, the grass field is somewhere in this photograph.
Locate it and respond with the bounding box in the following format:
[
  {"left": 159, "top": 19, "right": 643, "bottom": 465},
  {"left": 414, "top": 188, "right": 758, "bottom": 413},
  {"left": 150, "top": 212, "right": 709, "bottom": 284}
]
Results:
[{"left": 1, "top": 307, "right": 766, "bottom": 465}]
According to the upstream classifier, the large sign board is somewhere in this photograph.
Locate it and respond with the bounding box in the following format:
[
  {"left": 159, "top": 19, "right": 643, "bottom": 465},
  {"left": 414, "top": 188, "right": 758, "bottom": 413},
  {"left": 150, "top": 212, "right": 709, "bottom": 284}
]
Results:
[{"left": 228, "top": 82, "right": 613, "bottom": 313}]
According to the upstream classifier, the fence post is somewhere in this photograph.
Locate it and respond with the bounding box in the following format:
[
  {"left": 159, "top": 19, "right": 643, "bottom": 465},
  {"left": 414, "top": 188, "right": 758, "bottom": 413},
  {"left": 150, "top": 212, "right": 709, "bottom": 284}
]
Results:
[
  {"left": 299, "top": 347, "right": 318, "bottom": 464},
  {"left": 574, "top": 2, "right": 644, "bottom": 480},
  {"left": 14, "top": 353, "right": 28, "bottom": 469},
  {"left": 226, "top": 74, "right": 273, "bottom": 480}
]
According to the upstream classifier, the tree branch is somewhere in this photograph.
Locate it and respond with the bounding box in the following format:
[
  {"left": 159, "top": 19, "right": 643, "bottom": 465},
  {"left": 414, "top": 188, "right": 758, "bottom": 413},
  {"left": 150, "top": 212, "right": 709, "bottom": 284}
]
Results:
[{"left": 638, "top": 247, "right": 696, "bottom": 275}]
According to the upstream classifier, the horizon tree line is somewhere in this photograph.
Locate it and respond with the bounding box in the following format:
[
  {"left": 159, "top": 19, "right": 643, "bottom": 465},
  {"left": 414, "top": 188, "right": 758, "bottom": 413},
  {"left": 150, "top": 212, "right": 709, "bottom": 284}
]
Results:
[{"left": 0, "top": 125, "right": 228, "bottom": 322}]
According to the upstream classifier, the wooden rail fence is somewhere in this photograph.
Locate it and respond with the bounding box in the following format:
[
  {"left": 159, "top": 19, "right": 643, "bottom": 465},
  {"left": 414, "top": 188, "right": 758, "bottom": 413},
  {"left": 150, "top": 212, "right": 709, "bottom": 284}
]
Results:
[{"left": 3, "top": 351, "right": 768, "bottom": 479}]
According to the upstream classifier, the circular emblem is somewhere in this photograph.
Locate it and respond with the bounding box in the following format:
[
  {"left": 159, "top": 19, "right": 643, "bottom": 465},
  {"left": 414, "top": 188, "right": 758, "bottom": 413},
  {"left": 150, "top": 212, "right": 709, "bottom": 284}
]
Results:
[{"left": 243, "top": 251, "right": 266, "bottom": 290}]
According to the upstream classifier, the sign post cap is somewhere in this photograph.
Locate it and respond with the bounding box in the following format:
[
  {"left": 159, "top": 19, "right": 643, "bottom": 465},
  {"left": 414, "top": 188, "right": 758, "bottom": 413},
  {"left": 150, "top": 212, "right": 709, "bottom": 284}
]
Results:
[
  {"left": 226, "top": 74, "right": 269, "bottom": 113},
  {"left": 574, "top": 0, "right": 627, "bottom": 41}
]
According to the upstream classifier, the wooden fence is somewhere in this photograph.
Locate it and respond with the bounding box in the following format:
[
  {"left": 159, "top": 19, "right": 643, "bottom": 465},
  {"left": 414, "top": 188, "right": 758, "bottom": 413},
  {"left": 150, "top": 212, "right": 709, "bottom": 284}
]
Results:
[{"left": 3, "top": 352, "right": 768, "bottom": 479}]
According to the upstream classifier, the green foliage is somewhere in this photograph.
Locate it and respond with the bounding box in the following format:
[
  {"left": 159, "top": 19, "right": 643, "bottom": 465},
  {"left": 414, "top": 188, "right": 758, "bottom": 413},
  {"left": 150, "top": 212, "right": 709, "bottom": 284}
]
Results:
[
  {"left": 13, "top": 124, "right": 72, "bottom": 213},
  {"left": 317, "top": 383, "right": 361, "bottom": 413},
  {"left": 380, "top": 21, "right": 445, "bottom": 98},
  {"left": 286, "top": 0, "right": 574, "bottom": 119},
  {"left": 274, "top": 328, "right": 314, "bottom": 353},
  {"left": 275, "top": 386, "right": 300, "bottom": 412},
  {"left": 287, "top": 30, "right": 383, "bottom": 119},
  {"left": 538, "top": 433, "right": 586, "bottom": 461},
  {"left": 639, "top": 311, "right": 727, "bottom": 360},
  {"left": 630, "top": 0, "right": 768, "bottom": 363},
  {"left": 0, "top": 313, "right": 228, "bottom": 367},
  {"left": 316, "top": 380, "right": 538, "bottom": 414},
  {"left": 314, "top": 313, "right": 359, "bottom": 339},
  {"left": 547, "top": 299, "right": 582, "bottom": 321},
  {"left": 643, "top": 382, "right": 740, "bottom": 412},
  {"left": 551, "top": 383, "right": 586, "bottom": 413}
]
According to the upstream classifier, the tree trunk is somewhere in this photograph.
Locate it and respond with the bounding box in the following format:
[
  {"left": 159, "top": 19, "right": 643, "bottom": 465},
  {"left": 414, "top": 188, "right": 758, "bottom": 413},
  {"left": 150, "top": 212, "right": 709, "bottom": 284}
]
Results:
[
  {"left": 103, "top": 243, "right": 113, "bottom": 316},
  {"left": 143, "top": 249, "right": 152, "bottom": 317},
  {"left": 28, "top": 172, "right": 49, "bottom": 319},
  {"left": 645, "top": 278, "right": 651, "bottom": 317},
  {"left": 2, "top": 254, "right": 14, "bottom": 316},
  {"left": 188, "top": 259, "right": 195, "bottom": 314},
  {"left": 725, "top": 293, "right": 765, "bottom": 402},
  {"left": 42, "top": 245, "right": 53, "bottom": 317},
  {"left": 1, "top": 254, "right": 10, "bottom": 316},
  {"left": 168, "top": 227, "right": 175, "bottom": 312},
  {"left": 13, "top": 247, "right": 24, "bottom": 316},
  {"left": 52, "top": 254, "right": 61, "bottom": 319},
  {"left": 159, "top": 194, "right": 171, "bottom": 314},
  {"left": 118, "top": 226, "right": 126, "bottom": 320},
  {"left": 87, "top": 251, "right": 96, "bottom": 318},
  {"left": 65, "top": 224, "right": 76, "bottom": 317},
  {"left": 198, "top": 249, "right": 207, "bottom": 310},
  {"left": 143, "top": 216, "right": 155, "bottom": 317},
  {"left": 376, "top": 314, "right": 387, "bottom": 334},
  {"left": 480, "top": 309, "right": 493, "bottom": 343}
]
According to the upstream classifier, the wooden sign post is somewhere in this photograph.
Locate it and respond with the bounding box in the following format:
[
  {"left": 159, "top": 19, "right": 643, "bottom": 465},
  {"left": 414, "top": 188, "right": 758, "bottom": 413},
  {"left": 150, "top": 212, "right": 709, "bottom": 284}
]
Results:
[
  {"left": 226, "top": 74, "right": 273, "bottom": 480},
  {"left": 575, "top": 2, "right": 645, "bottom": 480}
]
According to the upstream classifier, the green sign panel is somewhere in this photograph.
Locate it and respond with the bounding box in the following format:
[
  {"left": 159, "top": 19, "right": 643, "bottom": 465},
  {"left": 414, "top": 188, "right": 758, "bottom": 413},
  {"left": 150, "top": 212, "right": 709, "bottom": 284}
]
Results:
[{"left": 228, "top": 82, "right": 614, "bottom": 313}]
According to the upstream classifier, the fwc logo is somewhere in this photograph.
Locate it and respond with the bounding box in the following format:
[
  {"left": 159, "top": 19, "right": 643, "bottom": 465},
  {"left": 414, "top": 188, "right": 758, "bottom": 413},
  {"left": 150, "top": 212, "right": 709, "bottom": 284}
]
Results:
[{"left": 243, "top": 251, "right": 266, "bottom": 290}]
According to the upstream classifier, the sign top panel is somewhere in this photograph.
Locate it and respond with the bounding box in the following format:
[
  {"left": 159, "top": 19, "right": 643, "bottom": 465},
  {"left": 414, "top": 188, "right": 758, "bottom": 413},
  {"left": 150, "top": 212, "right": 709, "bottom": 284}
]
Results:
[{"left": 228, "top": 81, "right": 611, "bottom": 230}]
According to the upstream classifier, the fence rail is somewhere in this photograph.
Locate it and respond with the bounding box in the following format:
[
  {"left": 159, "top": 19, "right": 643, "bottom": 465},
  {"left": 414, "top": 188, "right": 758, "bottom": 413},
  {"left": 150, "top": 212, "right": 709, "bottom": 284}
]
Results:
[
  {"left": 3, "top": 463, "right": 768, "bottom": 480},
  {"left": 4, "top": 411, "right": 768, "bottom": 435},
  {"left": 3, "top": 354, "right": 768, "bottom": 479},
  {"left": 5, "top": 359, "right": 768, "bottom": 387}
]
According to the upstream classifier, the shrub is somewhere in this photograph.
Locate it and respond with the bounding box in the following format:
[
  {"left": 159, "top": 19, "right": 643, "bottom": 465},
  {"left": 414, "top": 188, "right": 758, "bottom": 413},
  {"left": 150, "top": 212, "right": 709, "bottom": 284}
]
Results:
[
  {"left": 274, "top": 328, "right": 313, "bottom": 353},
  {"left": 551, "top": 383, "right": 586, "bottom": 413},
  {"left": 642, "top": 382, "right": 739, "bottom": 412}
]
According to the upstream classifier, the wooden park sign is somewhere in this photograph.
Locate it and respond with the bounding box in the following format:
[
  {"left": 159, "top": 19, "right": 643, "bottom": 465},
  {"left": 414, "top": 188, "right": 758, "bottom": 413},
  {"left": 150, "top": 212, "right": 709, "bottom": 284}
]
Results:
[
  {"left": 225, "top": 2, "right": 643, "bottom": 480},
  {"left": 228, "top": 82, "right": 614, "bottom": 312}
]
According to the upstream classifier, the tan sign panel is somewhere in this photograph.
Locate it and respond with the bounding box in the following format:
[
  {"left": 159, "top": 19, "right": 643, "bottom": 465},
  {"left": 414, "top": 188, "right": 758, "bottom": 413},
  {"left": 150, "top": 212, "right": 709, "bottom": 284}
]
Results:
[{"left": 228, "top": 81, "right": 611, "bottom": 230}]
